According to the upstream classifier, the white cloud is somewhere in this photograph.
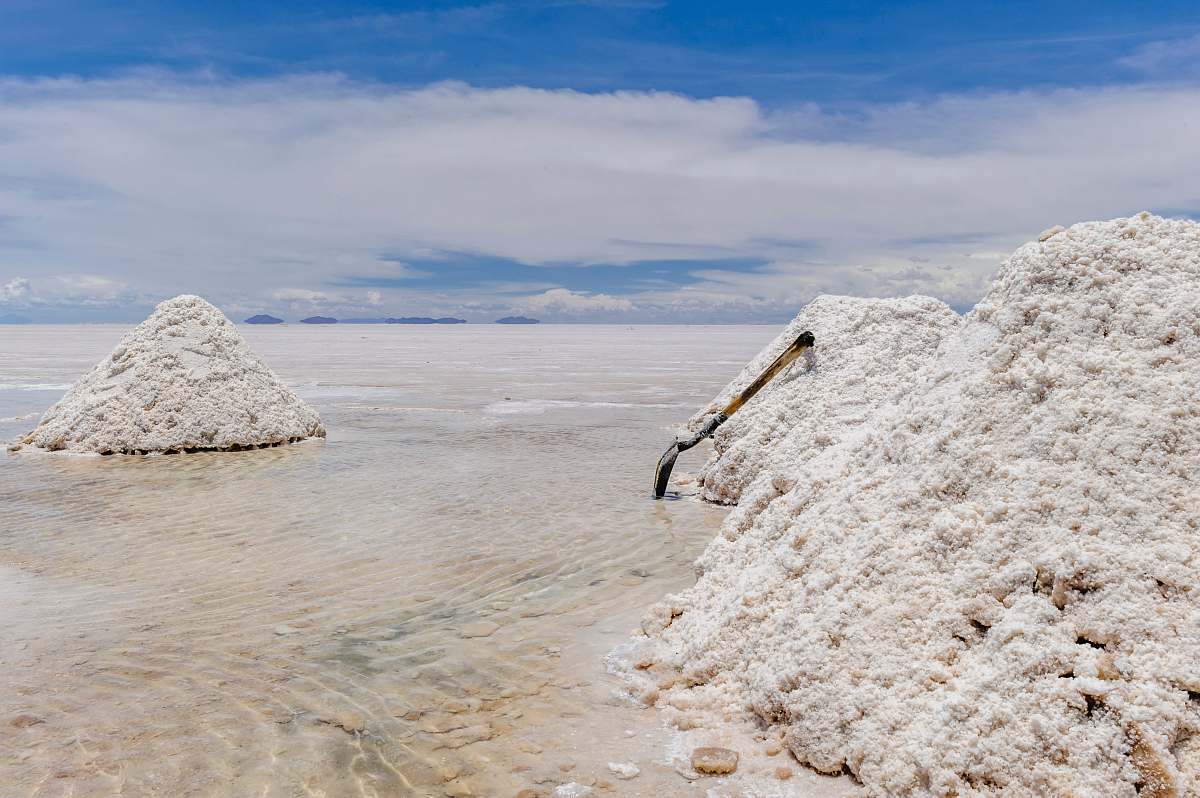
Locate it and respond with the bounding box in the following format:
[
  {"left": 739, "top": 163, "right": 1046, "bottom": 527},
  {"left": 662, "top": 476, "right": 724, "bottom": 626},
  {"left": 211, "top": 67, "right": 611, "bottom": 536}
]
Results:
[
  {"left": 1, "top": 273, "right": 131, "bottom": 306},
  {"left": 517, "top": 287, "right": 635, "bottom": 315},
  {"left": 49, "top": 274, "right": 129, "bottom": 302},
  {"left": 0, "top": 272, "right": 140, "bottom": 320},
  {"left": 1118, "top": 34, "right": 1200, "bottom": 75},
  {"left": 272, "top": 288, "right": 330, "bottom": 305},
  {"left": 268, "top": 286, "right": 395, "bottom": 316},
  {"left": 1, "top": 75, "right": 1199, "bottom": 319},
  {"left": 1, "top": 276, "right": 29, "bottom": 303}
]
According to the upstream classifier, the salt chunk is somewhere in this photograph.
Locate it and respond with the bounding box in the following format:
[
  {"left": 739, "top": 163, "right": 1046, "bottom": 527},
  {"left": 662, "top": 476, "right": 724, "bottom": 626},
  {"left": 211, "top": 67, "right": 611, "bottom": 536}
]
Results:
[
  {"left": 606, "top": 761, "right": 639, "bottom": 779},
  {"left": 691, "top": 747, "right": 738, "bottom": 774}
]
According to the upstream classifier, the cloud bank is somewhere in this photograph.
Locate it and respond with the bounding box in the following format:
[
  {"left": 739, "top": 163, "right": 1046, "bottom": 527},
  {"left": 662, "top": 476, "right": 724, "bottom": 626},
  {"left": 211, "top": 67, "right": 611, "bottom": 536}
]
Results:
[{"left": 1, "top": 75, "right": 1199, "bottom": 321}]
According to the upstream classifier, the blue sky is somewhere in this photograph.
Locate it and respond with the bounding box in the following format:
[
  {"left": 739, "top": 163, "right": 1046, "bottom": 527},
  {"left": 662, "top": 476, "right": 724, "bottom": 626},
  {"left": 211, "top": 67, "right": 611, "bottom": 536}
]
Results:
[
  {"left": 2, "top": 1, "right": 1200, "bottom": 322},
  {"left": 6, "top": 1, "right": 1199, "bottom": 102}
]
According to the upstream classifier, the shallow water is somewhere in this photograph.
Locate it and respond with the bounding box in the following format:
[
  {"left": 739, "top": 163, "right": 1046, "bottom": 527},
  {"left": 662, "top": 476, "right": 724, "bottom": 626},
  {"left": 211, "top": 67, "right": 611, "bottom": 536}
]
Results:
[{"left": 0, "top": 324, "right": 858, "bottom": 798}]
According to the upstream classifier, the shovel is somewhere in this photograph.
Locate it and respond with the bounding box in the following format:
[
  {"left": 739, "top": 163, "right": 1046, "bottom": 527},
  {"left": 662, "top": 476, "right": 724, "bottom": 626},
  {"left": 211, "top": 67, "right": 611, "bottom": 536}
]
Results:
[{"left": 653, "top": 330, "right": 814, "bottom": 498}]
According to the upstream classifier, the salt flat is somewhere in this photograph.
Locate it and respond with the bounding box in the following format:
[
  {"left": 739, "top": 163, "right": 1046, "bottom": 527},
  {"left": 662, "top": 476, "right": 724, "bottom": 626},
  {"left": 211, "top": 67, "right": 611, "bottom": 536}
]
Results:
[{"left": 0, "top": 324, "right": 854, "bottom": 797}]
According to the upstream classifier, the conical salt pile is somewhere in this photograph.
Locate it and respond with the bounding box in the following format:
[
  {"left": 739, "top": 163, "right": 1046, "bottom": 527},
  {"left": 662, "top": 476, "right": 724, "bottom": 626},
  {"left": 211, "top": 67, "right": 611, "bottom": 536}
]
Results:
[
  {"left": 631, "top": 214, "right": 1200, "bottom": 796},
  {"left": 687, "top": 295, "right": 959, "bottom": 505},
  {"left": 13, "top": 295, "right": 324, "bottom": 454}
]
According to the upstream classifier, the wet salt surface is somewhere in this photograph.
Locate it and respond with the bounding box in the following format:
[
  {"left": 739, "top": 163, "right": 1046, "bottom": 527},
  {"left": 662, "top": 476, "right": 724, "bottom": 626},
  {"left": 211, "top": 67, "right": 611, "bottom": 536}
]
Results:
[{"left": 0, "top": 325, "right": 856, "bottom": 797}]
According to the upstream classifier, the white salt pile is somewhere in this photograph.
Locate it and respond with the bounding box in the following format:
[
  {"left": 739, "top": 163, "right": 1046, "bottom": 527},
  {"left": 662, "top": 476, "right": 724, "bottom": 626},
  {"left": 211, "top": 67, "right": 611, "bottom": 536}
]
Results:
[
  {"left": 688, "top": 295, "right": 959, "bottom": 505},
  {"left": 630, "top": 214, "right": 1200, "bottom": 796},
  {"left": 13, "top": 295, "right": 324, "bottom": 454}
]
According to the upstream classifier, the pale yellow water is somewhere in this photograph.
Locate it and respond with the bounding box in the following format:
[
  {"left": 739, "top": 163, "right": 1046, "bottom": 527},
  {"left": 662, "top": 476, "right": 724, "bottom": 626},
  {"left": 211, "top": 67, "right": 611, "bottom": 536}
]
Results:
[{"left": 0, "top": 325, "right": 856, "bottom": 798}]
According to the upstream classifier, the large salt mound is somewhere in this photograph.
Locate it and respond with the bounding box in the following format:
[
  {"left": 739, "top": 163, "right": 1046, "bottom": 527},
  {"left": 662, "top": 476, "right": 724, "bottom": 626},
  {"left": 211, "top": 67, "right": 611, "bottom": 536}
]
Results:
[
  {"left": 14, "top": 295, "right": 324, "bottom": 454},
  {"left": 634, "top": 214, "right": 1200, "bottom": 796},
  {"left": 688, "top": 295, "right": 959, "bottom": 505}
]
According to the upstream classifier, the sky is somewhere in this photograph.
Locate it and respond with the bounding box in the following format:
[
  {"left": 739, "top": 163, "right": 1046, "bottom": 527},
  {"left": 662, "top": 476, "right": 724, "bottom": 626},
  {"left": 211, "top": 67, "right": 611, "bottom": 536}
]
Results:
[{"left": 2, "top": 2, "right": 1200, "bottom": 323}]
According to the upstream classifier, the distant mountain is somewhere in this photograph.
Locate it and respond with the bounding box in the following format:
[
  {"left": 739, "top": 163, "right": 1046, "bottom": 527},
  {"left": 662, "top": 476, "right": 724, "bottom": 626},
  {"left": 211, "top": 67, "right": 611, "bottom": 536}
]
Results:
[
  {"left": 339, "top": 317, "right": 467, "bottom": 324},
  {"left": 300, "top": 316, "right": 338, "bottom": 324},
  {"left": 495, "top": 316, "right": 540, "bottom": 324},
  {"left": 0, "top": 313, "right": 32, "bottom": 324},
  {"left": 244, "top": 314, "right": 284, "bottom": 324},
  {"left": 392, "top": 317, "right": 467, "bottom": 324}
]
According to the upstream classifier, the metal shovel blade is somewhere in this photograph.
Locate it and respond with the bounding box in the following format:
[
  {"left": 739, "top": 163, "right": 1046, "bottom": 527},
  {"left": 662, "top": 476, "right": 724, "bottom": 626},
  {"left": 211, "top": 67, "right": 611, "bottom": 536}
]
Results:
[
  {"left": 653, "top": 441, "right": 681, "bottom": 499},
  {"left": 652, "top": 412, "right": 725, "bottom": 499}
]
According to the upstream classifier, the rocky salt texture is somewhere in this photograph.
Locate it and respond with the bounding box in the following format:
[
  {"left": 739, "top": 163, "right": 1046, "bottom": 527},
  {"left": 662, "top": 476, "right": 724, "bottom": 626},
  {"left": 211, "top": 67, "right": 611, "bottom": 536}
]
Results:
[
  {"left": 688, "top": 295, "right": 959, "bottom": 505},
  {"left": 633, "top": 215, "right": 1200, "bottom": 796},
  {"left": 14, "top": 295, "right": 324, "bottom": 454}
]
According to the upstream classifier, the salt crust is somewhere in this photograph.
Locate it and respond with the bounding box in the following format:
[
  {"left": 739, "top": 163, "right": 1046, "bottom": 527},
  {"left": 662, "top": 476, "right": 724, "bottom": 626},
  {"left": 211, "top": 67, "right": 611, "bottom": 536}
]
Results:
[
  {"left": 15, "top": 295, "right": 324, "bottom": 454},
  {"left": 688, "top": 295, "right": 959, "bottom": 505},
  {"left": 635, "top": 215, "right": 1200, "bottom": 796}
]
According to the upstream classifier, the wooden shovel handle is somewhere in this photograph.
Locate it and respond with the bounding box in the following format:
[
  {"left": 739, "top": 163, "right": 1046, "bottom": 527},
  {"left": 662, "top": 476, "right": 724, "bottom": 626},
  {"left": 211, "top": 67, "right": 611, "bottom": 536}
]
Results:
[{"left": 721, "top": 331, "right": 814, "bottom": 417}]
